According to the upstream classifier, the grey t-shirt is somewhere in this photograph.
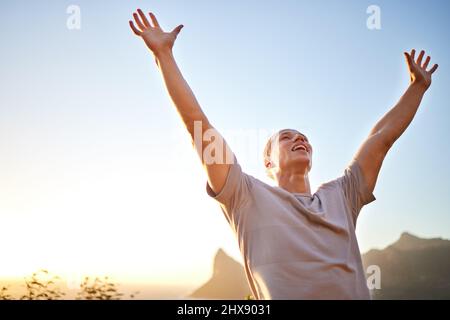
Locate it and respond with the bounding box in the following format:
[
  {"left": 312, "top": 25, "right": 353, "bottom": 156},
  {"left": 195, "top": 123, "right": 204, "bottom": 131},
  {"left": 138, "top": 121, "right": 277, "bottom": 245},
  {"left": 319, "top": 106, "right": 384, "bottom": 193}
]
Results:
[{"left": 206, "top": 158, "right": 376, "bottom": 300}]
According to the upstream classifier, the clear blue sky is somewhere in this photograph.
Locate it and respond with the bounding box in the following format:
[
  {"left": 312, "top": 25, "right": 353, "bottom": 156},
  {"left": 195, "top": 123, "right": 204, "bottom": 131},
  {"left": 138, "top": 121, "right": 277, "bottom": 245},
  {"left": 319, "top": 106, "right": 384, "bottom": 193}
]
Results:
[{"left": 0, "top": 0, "right": 449, "bottom": 285}]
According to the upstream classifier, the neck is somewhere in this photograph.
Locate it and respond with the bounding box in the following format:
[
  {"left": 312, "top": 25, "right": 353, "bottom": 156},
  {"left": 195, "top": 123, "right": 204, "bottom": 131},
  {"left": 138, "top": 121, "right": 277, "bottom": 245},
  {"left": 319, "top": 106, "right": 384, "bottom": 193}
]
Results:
[{"left": 275, "top": 170, "right": 311, "bottom": 195}]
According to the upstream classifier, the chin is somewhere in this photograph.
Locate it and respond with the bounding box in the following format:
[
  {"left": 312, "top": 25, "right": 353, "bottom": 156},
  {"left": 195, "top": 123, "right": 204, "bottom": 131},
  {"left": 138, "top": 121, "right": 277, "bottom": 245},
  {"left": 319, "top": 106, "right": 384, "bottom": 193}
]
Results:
[
  {"left": 293, "top": 153, "right": 311, "bottom": 163},
  {"left": 288, "top": 157, "right": 311, "bottom": 171}
]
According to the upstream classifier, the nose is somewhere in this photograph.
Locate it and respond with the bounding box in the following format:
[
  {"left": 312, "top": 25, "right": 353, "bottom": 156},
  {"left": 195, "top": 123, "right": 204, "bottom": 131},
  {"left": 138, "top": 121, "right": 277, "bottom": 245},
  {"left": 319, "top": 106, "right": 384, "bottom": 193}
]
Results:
[
  {"left": 293, "top": 134, "right": 305, "bottom": 143},
  {"left": 293, "top": 134, "right": 312, "bottom": 153}
]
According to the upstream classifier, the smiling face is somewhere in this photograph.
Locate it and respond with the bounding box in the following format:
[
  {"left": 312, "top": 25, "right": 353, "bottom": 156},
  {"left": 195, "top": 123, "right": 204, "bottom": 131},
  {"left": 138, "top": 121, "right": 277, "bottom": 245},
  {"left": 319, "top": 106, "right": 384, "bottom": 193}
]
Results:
[{"left": 264, "top": 129, "right": 313, "bottom": 179}]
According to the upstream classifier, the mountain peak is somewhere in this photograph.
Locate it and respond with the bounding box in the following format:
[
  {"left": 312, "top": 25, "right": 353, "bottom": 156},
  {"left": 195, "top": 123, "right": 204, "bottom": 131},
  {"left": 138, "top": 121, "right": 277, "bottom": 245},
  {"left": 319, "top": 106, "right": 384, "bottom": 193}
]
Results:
[
  {"left": 400, "top": 231, "right": 420, "bottom": 239},
  {"left": 392, "top": 232, "right": 448, "bottom": 251},
  {"left": 362, "top": 233, "right": 450, "bottom": 299},
  {"left": 214, "top": 248, "right": 227, "bottom": 260},
  {"left": 189, "top": 248, "right": 251, "bottom": 299},
  {"left": 398, "top": 232, "right": 421, "bottom": 243}
]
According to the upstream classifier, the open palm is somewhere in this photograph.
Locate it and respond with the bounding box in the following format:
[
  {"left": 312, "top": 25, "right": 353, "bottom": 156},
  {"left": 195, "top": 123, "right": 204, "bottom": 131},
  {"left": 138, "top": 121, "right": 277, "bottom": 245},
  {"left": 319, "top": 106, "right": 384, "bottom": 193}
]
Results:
[
  {"left": 129, "top": 9, "right": 183, "bottom": 55},
  {"left": 404, "top": 49, "right": 438, "bottom": 90}
]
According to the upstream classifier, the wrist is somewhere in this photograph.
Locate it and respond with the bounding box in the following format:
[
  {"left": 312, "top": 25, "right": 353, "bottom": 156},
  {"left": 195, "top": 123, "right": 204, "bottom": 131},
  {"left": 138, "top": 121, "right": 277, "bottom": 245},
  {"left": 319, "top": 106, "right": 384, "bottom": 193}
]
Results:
[
  {"left": 409, "top": 79, "right": 428, "bottom": 93},
  {"left": 154, "top": 47, "right": 174, "bottom": 60}
]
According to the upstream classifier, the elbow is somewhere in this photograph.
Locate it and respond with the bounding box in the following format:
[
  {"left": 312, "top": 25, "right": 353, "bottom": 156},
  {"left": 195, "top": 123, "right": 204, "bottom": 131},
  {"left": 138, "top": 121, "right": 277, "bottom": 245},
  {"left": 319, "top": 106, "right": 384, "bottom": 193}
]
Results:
[
  {"left": 369, "top": 129, "right": 396, "bottom": 152},
  {"left": 186, "top": 116, "right": 212, "bottom": 139}
]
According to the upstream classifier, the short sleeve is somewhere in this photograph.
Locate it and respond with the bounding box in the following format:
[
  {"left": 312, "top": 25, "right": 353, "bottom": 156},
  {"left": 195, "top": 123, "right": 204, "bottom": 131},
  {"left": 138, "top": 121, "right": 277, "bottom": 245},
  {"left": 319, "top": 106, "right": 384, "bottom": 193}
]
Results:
[
  {"left": 338, "top": 159, "right": 376, "bottom": 222},
  {"left": 206, "top": 156, "right": 253, "bottom": 226}
]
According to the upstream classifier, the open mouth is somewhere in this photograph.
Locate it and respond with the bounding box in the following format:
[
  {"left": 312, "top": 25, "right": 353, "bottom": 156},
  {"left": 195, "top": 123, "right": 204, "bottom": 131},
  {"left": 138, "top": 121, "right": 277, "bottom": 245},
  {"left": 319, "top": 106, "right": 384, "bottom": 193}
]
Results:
[{"left": 291, "top": 144, "right": 308, "bottom": 153}]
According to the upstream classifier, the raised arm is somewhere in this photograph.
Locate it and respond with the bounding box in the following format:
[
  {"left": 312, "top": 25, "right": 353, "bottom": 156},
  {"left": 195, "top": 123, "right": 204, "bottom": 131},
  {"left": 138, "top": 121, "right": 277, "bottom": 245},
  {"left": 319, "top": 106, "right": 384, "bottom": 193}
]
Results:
[
  {"left": 354, "top": 49, "right": 438, "bottom": 192},
  {"left": 129, "top": 9, "right": 232, "bottom": 194}
]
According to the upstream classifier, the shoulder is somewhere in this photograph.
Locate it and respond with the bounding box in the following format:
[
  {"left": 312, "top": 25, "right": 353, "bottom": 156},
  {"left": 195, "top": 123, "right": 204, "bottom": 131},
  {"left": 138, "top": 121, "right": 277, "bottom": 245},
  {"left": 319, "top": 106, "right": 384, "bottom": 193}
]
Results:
[{"left": 317, "top": 176, "right": 343, "bottom": 193}]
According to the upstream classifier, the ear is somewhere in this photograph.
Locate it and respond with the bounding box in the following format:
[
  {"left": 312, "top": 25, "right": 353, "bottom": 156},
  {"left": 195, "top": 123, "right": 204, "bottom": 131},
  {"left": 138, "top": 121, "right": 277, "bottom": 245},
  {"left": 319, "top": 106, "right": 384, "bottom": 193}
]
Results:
[{"left": 265, "top": 161, "right": 271, "bottom": 169}]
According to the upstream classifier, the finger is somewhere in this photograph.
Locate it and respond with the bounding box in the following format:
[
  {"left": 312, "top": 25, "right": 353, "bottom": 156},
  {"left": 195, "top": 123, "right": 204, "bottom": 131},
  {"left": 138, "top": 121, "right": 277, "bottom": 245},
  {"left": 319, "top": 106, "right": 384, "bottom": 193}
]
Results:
[
  {"left": 149, "top": 12, "right": 161, "bottom": 28},
  {"left": 404, "top": 52, "right": 413, "bottom": 69},
  {"left": 171, "top": 24, "right": 184, "bottom": 36},
  {"left": 429, "top": 64, "right": 438, "bottom": 74},
  {"left": 129, "top": 21, "right": 142, "bottom": 36},
  {"left": 137, "top": 9, "right": 151, "bottom": 28},
  {"left": 422, "top": 56, "right": 431, "bottom": 69},
  {"left": 133, "top": 12, "right": 146, "bottom": 31},
  {"left": 416, "top": 50, "right": 425, "bottom": 66},
  {"left": 410, "top": 49, "right": 416, "bottom": 61}
]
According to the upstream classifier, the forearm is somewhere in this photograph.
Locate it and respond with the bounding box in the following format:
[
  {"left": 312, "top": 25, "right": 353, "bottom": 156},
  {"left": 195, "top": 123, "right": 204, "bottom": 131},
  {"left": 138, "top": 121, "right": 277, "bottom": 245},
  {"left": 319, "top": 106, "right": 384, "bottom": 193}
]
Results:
[
  {"left": 155, "top": 49, "right": 211, "bottom": 136},
  {"left": 371, "top": 82, "right": 427, "bottom": 147}
]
